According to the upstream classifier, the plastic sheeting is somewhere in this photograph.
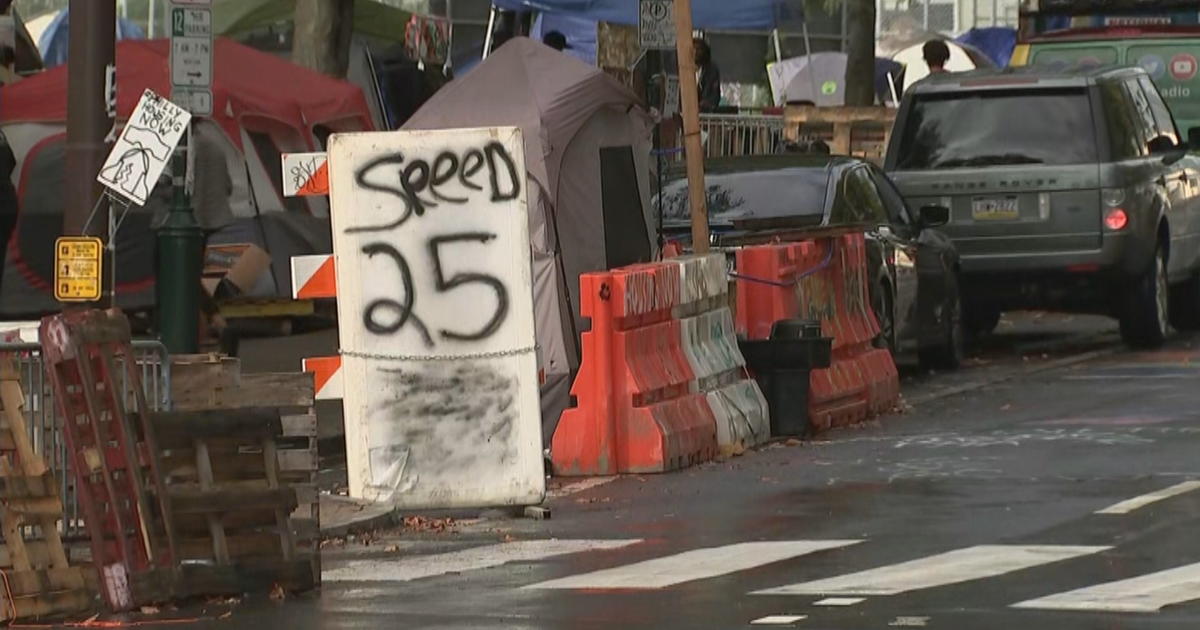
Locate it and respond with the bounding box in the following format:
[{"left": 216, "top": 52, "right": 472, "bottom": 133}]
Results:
[
  {"left": 955, "top": 27, "right": 1017, "bottom": 68},
  {"left": 491, "top": 0, "right": 806, "bottom": 30}
]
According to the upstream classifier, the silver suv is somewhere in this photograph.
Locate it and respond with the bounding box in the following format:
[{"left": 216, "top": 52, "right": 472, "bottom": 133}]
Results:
[{"left": 885, "top": 65, "right": 1200, "bottom": 348}]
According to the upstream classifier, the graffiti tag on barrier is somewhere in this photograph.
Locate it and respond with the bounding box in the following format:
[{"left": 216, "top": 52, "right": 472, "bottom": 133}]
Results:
[{"left": 798, "top": 273, "right": 836, "bottom": 323}]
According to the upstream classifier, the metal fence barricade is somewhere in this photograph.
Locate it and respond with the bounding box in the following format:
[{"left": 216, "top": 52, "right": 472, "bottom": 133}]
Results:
[
  {"left": 0, "top": 339, "right": 172, "bottom": 540},
  {"left": 672, "top": 114, "right": 787, "bottom": 161}
]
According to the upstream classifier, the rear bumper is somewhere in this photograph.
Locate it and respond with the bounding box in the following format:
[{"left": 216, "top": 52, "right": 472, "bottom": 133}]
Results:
[
  {"left": 958, "top": 232, "right": 1152, "bottom": 313},
  {"left": 959, "top": 231, "right": 1143, "bottom": 275}
]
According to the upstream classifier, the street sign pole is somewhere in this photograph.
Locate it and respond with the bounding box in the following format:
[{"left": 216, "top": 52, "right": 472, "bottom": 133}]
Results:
[
  {"left": 672, "top": 0, "right": 709, "bottom": 253},
  {"left": 158, "top": 0, "right": 212, "bottom": 354},
  {"left": 64, "top": 0, "right": 115, "bottom": 305}
]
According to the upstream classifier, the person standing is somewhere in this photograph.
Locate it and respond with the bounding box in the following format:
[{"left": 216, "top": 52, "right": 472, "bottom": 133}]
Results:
[
  {"left": 923, "top": 40, "right": 951, "bottom": 75},
  {"left": 694, "top": 38, "right": 721, "bottom": 113}
]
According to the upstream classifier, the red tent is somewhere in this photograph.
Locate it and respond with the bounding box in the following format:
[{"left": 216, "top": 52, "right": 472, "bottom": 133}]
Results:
[
  {"left": 1, "top": 37, "right": 372, "bottom": 147},
  {"left": 0, "top": 39, "right": 373, "bottom": 316}
]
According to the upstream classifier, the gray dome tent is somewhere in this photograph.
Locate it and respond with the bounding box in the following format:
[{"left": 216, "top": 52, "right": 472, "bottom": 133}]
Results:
[{"left": 404, "top": 37, "right": 656, "bottom": 442}]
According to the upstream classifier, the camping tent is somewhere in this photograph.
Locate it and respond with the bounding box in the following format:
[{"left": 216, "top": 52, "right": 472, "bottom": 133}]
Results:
[
  {"left": 956, "top": 27, "right": 1018, "bottom": 68},
  {"left": 0, "top": 38, "right": 372, "bottom": 317},
  {"left": 34, "top": 9, "right": 146, "bottom": 68},
  {"left": 403, "top": 38, "right": 655, "bottom": 442},
  {"left": 768, "top": 52, "right": 904, "bottom": 106}
]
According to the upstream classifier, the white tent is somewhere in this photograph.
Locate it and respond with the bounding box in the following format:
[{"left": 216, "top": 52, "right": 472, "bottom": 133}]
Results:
[{"left": 404, "top": 38, "right": 656, "bottom": 441}]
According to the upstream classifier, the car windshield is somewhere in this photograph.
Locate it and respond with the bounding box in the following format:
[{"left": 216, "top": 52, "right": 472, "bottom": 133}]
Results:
[
  {"left": 894, "top": 88, "right": 1099, "bottom": 170},
  {"left": 657, "top": 166, "right": 830, "bottom": 228}
]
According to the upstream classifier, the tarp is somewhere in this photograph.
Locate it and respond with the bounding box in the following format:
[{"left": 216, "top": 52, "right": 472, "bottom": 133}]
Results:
[
  {"left": 955, "top": 27, "right": 1018, "bottom": 68},
  {"left": 404, "top": 37, "right": 655, "bottom": 443},
  {"left": 213, "top": 0, "right": 412, "bottom": 42},
  {"left": 35, "top": 9, "right": 145, "bottom": 68},
  {"left": 0, "top": 38, "right": 372, "bottom": 316},
  {"left": 491, "top": 0, "right": 805, "bottom": 30}
]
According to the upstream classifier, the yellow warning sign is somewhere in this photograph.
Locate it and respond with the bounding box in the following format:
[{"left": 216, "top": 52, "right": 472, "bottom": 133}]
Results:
[{"left": 54, "top": 237, "right": 103, "bottom": 302}]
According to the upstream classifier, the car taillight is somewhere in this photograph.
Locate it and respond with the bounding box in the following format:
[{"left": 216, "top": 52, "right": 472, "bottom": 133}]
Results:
[{"left": 1104, "top": 208, "right": 1129, "bottom": 231}]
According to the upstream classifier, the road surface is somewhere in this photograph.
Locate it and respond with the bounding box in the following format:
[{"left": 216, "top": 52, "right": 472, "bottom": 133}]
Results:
[{"left": 150, "top": 313, "right": 1200, "bottom": 628}]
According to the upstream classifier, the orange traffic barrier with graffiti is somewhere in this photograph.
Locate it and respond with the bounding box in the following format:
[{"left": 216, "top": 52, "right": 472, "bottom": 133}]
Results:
[
  {"left": 552, "top": 254, "right": 768, "bottom": 475},
  {"left": 735, "top": 231, "right": 899, "bottom": 432}
]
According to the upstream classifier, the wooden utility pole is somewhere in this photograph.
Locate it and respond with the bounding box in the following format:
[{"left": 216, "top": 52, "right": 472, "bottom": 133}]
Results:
[
  {"left": 292, "top": 0, "right": 354, "bottom": 78},
  {"left": 64, "top": 0, "right": 115, "bottom": 236},
  {"left": 844, "top": 0, "right": 877, "bottom": 106},
  {"left": 672, "top": 0, "right": 709, "bottom": 253}
]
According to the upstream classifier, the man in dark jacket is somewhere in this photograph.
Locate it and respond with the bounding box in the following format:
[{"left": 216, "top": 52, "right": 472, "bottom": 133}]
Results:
[
  {"left": 694, "top": 38, "right": 721, "bottom": 113},
  {"left": 0, "top": 131, "right": 17, "bottom": 294}
]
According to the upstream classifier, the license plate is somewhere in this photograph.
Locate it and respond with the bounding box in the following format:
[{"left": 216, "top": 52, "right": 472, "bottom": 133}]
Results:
[{"left": 972, "top": 197, "right": 1020, "bottom": 221}]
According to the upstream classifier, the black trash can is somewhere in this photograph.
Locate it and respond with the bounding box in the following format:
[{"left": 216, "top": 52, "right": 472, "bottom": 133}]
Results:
[{"left": 738, "top": 319, "right": 832, "bottom": 437}]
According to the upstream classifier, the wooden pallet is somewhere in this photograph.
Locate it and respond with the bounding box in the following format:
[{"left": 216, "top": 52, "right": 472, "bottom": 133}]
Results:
[
  {"left": 169, "top": 354, "right": 319, "bottom": 584},
  {"left": 783, "top": 106, "right": 898, "bottom": 162},
  {"left": 151, "top": 408, "right": 316, "bottom": 596},
  {"left": 0, "top": 356, "right": 95, "bottom": 621}
]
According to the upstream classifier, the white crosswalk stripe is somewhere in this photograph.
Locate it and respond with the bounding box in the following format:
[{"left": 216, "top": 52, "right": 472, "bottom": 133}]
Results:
[
  {"left": 1094, "top": 481, "right": 1200, "bottom": 514},
  {"left": 323, "top": 539, "right": 641, "bottom": 582},
  {"left": 752, "top": 545, "right": 1110, "bottom": 597},
  {"left": 525, "top": 540, "right": 862, "bottom": 590},
  {"left": 1012, "top": 561, "right": 1200, "bottom": 613}
]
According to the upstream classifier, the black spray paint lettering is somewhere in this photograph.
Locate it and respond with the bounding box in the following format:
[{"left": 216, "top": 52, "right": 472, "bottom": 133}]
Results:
[
  {"left": 361, "top": 242, "right": 434, "bottom": 348},
  {"left": 362, "top": 233, "right": 508, "bottom": 346},
  {"left": 346, "top": 141, "right": 521, "bottom": 234}
]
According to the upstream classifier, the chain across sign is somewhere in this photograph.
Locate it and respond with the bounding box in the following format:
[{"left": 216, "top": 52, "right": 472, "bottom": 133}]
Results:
[{"left": 327, "top": 127, "right": 544, "bottom": 508}]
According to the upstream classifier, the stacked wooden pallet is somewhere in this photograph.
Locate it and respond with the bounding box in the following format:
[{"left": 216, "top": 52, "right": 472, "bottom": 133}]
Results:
[
  {"left": 0, "top": 356, "right": 95, "bottom": 620},
  {"left": 151, "top": 409, "right": 316, "bottom": 596},
  {"left": 783, "top": 106, "right": 898, "bottom": 163},
  {"left": 170, "top": 354, "right": 320, "bottom": 583}
]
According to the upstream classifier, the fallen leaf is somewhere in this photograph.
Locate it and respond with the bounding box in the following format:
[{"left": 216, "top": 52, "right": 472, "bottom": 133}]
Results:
[
  {"left": 384, "top": 544, "right": 400, "bottom": 553},
  {"left": 502, "top": 534, "right": 515, "bottom": 542},
  {"left": 139, "top": 606, "right": 160, "bottom": 615},
  {"left": 785, "top": 438, "right": 803, "bottom": 446},
  {"left": 269, "top": 583, "right": 286, "bottom": 602},
  {"left": 218, "top": 611, "right": 233, "bottom": 620}
]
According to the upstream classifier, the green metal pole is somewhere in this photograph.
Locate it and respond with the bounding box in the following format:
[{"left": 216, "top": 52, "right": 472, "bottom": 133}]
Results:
[{"left": 155, "top": 127, "right": 203, "bottom": 354}]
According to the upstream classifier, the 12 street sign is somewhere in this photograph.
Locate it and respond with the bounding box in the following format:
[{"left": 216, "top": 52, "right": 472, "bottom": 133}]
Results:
[{"left": 170, "top": 2, "right": 213, "bottom": 114}]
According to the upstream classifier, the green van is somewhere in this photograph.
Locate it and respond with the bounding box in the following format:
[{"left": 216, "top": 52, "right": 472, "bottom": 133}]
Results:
[{"left": 1012, "top": 38, "right": 1200, "bottom": 134}]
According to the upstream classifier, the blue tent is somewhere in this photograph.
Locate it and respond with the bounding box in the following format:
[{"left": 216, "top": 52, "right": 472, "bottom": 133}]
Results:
[
  {"left": 490, "top": 0, "right": 805, "bottom": 30},
  {"left": 955, "top": 27, "right": 1017, "bottom": 68},
  {"left": 38, "top": 9, "right": 146, "bottom": 68}
]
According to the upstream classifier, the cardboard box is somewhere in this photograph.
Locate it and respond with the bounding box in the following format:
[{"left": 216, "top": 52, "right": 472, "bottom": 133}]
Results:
[{"left": 203, "top": 243, "right": 271, "bottom": 298}]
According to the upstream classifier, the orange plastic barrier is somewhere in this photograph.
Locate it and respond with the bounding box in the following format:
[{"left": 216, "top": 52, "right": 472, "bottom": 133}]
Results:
[
  {"left": 735, "top": 232, "right": 900, "bottom": 433},
  {"left": 552, "top": 262, "right": 717, "bottom": 475}
]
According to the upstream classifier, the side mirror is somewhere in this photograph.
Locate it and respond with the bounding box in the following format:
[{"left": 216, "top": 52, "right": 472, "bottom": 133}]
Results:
[{"left": 919, "top": 204, "right": 950, "bottom": 228}]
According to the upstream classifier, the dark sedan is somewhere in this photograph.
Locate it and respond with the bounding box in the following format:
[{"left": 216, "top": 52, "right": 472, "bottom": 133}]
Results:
[{"left": 658, "top": 155, "right": 964, "bottom": 369}]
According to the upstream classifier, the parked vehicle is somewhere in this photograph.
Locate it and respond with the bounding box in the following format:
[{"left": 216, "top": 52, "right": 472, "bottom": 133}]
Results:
[
  {"left": 1012, "top": 0, "right": 1200, "bottom": 135},
  {"left": 885, "top": 65, "right": 1200, "bottom": 348},
  {"left": 659, "top": 155, "right": 963, "bottom": 369}
]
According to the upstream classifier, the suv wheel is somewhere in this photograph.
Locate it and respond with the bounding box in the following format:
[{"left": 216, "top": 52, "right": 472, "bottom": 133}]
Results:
[
  {"left": 1120, "top": 249, "right": 1170, "bottom": 348},
  {"left": 1169, "top": 270, "right": 1200, "bottom": 331},
  {"left": 920, "top": 278, "right": 964, "bottom": 371}
]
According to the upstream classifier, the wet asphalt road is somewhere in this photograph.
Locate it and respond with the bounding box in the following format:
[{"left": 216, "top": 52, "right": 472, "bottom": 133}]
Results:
[{"left": 148, "top": 314, "right": 1200, "bottom": 628}]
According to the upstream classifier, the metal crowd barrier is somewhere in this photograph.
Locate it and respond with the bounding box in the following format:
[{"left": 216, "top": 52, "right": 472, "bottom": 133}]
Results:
[
  {"left": 0, "top": 339, "right": 171, "bottom": 540},
  {"left": 671, "top": 114, "right": 787, "bottom": 161}
]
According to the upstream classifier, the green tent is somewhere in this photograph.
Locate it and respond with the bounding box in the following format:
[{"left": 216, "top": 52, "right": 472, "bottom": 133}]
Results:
[{"left": 213, "top": 0, "right": 412, "bottom": 43}]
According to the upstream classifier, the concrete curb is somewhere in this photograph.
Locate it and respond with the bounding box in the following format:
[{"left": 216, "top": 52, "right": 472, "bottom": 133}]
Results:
[
  {"left": 905, "top": 347, "right": 1117, "bottom": 408},
  {"left": 319, "top": 495, "right": 400, "bottom": 538}
]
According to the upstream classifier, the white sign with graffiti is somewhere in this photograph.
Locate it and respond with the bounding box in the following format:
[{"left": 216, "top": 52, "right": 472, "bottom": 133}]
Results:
[
  {"left": 327, "top": 127, "right": 544, "bottom": 508},
  {"left": 97, "top": 89, "right": 190, "bottom": 206}
]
